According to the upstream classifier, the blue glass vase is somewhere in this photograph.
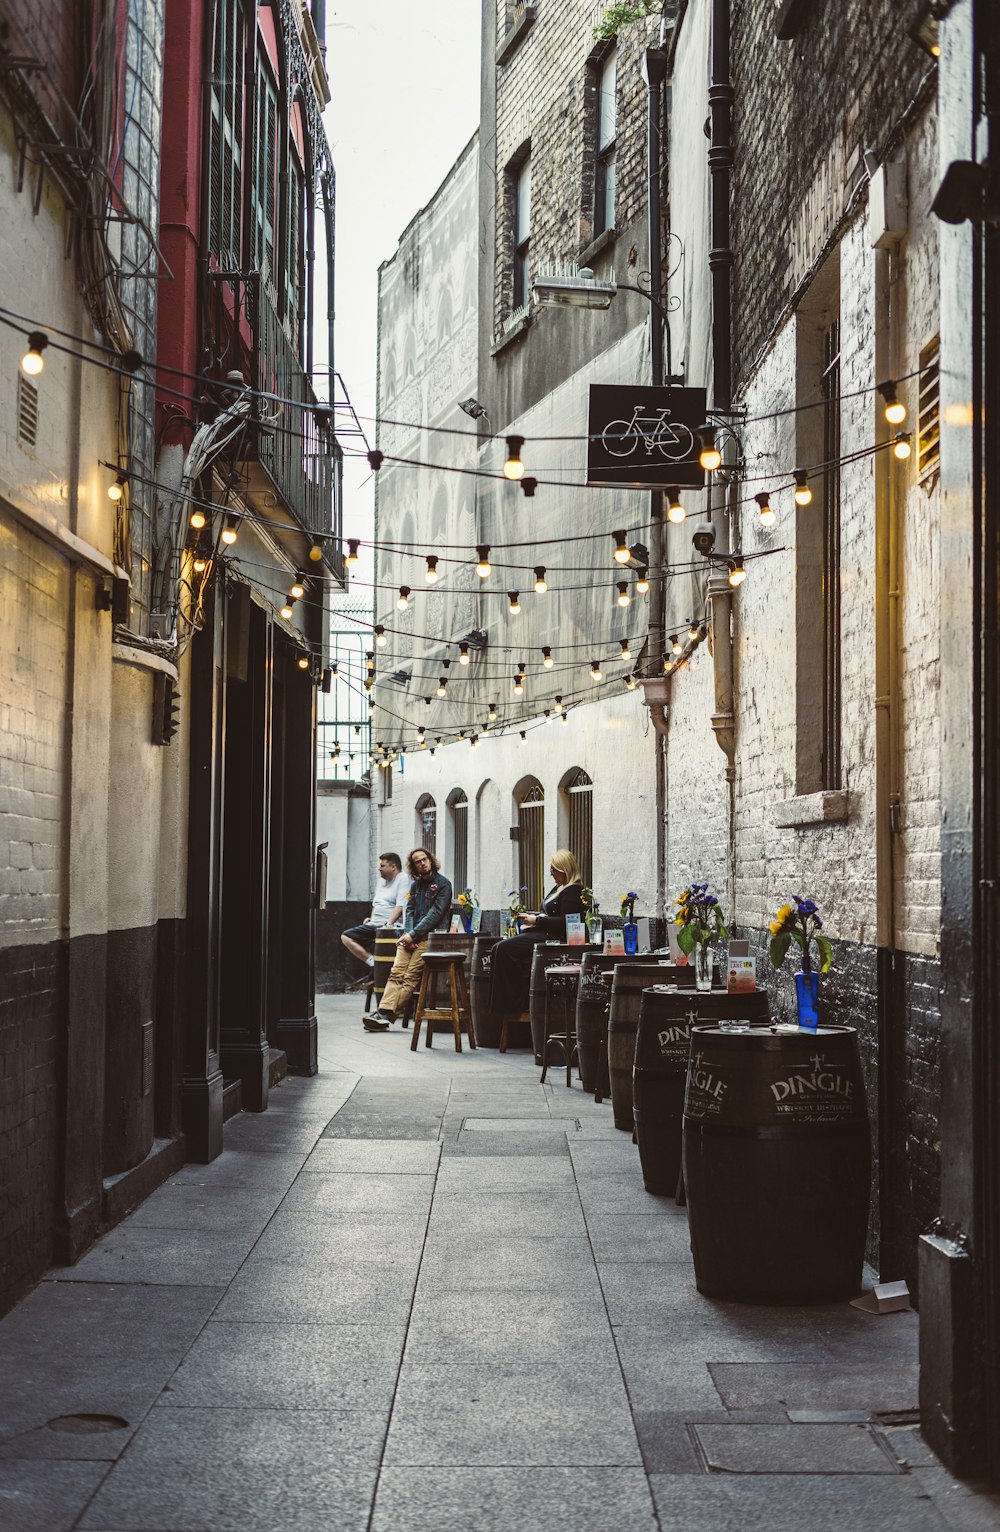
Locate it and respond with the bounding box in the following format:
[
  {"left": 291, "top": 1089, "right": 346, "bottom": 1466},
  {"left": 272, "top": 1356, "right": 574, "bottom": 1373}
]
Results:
[
  {"left": 461, "top": 912, "right": 473, "bottom": 934},
  {"left": 795, "top": 969, "right": 820, "bottom": 1029},
  {"left": 623, "top": 921, "right": 639, "bottom": 955}
]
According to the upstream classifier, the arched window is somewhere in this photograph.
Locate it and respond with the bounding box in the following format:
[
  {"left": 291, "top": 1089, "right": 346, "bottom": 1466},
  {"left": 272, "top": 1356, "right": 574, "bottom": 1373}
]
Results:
[
  {"left": 516, "top": 780, "right": 545, "bottom": 909},
  {"left": 448, "top": 789, "right": 468, "bottom": 894},
  {"left": 415, "top": 793, "right": 437, "bottom": 856},
  {"left": 562, "top": 768, "right": 593, "bottom": 889}
]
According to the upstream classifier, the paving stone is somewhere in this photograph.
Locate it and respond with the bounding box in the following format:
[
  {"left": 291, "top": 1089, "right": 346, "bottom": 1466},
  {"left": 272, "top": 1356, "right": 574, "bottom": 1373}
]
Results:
[
  {"left": 323, "top": 1114, "right": 445, "bottom": 1140},
  {"left": 708, "top": 1362, "right": 920, "bottom": 1413},
  {"left": 44, "top": 1226, "right": 258, "bottom": 1286},
  {"left": 384, "top": 1360, "right": 642, "bottom": 1467},
  {"left": 460, "top": 1116, "right": 580, "bottom": 1133},
  {"left": 908, "top": 1468, "right": 1000, "bottom": 1531},
  {"left": 404, "top": 1291, "right": 618, "bottom": 1365},
  {"left": 124, "top": 1182, "right": 292, "bottom": 1231},
  {"left": 586, "top": 1213, "right": 692, "bottom": 1261},
  {"left": 250, "top": 1209, "right": 428, "bottom": 1264},
  {"left": 690, "top": 1421, "right": 901, "bottom": 1474},
  {"left": 77, "top": 1409, "right": 380, "bottom": 1531},
  {"left": 301, "top": 1139, "right": 442, "bottom": 1174},
  {"left": 221, "top": 1119, "right": 328, "bottom": 1153},
  {"left": 648, "top": 1473, "right": 951, "bottom": 1530},
  {"left": 167, "top": 1151, "right": 305, "bottom": 1187},
  {"left": 440, "top": 1132, "right": 572, "bottom": 1157},
  {"left": 279, "top": 1171, "right": 436, "bottom": 1214},
  {"left": 426, "top": 1197, "right": 587, "bottom": 1237},
  {"left": 632, "top": 1412, "right": 711, "bottom": 1474},
  {"left": 435, "top": 1155, "right": 576, "bottom": 1188},
  {"left": 371, "top": 1467, "right": 659, "bottom": 1531},
  {"left": 417, "top": 1233, "right": 602, "bottom": 1292},
  {"left": 0, "top": 1460, "right": 110, "bottom": 1531},
  {"left": 213, "top": 1260, "right": 416, "bottom": 1325},
  {"left": 159, "top": 1321, "right": 403, "bottom": 1410}
]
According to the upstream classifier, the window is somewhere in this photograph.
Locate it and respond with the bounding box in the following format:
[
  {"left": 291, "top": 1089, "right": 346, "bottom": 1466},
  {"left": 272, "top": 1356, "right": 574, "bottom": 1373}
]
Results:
[
  {"left": 252, "top": 55, "right": 278, "bottom": 281},
  {"left": 284, "top": 149, "right": 304, "bottom": 345},
  {"left": 564, "top": 769, "right": 593, "bottom": 888},
  {"left": 820, "top": 318, "right": 842, "bottom": 790},
  {"left": 517, "top": 781, "right": 544, "bottom": 909},
  {"left": 448, "top": 789, "right": 468, "bottom": 893},
  {"left": 16, "top": 375, "right": 38, "bottom": 447},
  {"left": 595, "top": 49, "right": 617, "bottom": 237},
  {"left": 208, "top": 0, "right": 245, "bottom": 267},
  {"left": 918, "top": 334, "right": 940, "bottom": 487},
  {"left": 512, "top": 154, "right": 531, "bottom": 311},
  {"left": 416, "top": 793, "right": 437, "bottom": 856}
]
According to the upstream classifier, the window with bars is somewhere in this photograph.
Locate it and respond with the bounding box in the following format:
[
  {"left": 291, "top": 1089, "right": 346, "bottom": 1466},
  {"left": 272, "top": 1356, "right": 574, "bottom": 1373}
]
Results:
[
  {"left": 918, "top": 335, "right": 940, "bottom": 487},
  {"left": 517, "top": 782, "right": 545, "bottom": 910},
  {"left": 252, "top": 55, "right": 278, "bottom": 282},
  {"left": 594, "top": 49, "right": 617, "bottom": 238},
  {"left": 416, "top": 794, "right": 437, "bottom": 857},
  {"left": 820, "top": 318, "right": 842, "bottom": 791},
  {"left": 16, "top": 375, "right": 38, "bottom": 447},
  {"left": 208, "top": 0, "right": 245, "bottom": 268},
  {"left": 512, "top": 153, "right": 531, "bottom": 311},
  {"left": 564, "top": 769, "right": 593, "bottom": 888},
  {"left": 448, "top": 790, "right": 468, "bottom": 894},
  {"left": 285, "top": 151, "right": 304, "bottom": 346}
]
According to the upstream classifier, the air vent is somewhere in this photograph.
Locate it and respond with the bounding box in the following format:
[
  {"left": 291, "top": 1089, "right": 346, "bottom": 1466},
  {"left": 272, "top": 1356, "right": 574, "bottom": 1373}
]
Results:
[
  {"left": 918, "top": 335, "right": 940, "bottom": 488},
  {"left": 17, "top": 375, "right": 38, "bottom": 446}
]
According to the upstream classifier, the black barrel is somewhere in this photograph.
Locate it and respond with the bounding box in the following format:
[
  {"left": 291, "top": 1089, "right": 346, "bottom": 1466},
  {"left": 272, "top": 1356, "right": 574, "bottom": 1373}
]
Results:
[
  {"left": 372, "top": 926, "right": 399, "bottom": 1003},
  {"left": 607, "top": 963, "right": 674, "bottom": 1131},
  {"left": 634, "top": 987, "right": 770, "bottom": 1195},
  {"left": 682, "top": 1024, "right": 871, "bottom": 1302},
  {"left": 576, "top": 953, "right": 671, "bottom": 1094},
  {"left": 529, "top": 944, "right": 586, "bottom": 1064},
  {"left": 470, "top": 936, "right": 500, "bottom": 1047}
]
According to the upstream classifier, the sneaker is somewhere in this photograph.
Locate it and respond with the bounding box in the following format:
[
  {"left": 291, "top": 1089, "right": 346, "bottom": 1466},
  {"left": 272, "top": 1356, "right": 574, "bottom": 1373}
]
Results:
[
  {"left": 363, "top": 1016, "right": 390, "bottom": 1032},
  {"left": 372, "top": 1009, "right": 395, "bottom": 1024}
]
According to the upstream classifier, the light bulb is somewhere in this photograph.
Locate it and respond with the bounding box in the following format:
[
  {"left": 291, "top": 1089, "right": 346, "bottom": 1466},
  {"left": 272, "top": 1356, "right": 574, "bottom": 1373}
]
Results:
[
  {"left": 475, "top": 545, "right": 491, "bottom": 578},
  {"left": 297, "top": 655, "right": 310, "bottom": 670},
  {"left": 374, "top": 625, "right": 387, "bottom": 648},
  {"left": 281, "top": 603, "right": 294, "bottom": 620},
  {"left": 893, "top": 432, "right": 912, "bottom": 460},
  {"left": 667, "top": 487, "right": 685, "bottom": 523},
  {"left": 508, "top": 591, "right": 521, "bottom": 615},
  {"left": 20, "top": 331, "right": 48, "bottom": 375},
  {"left": 698, "top": 427, "right": 722, "bottom": 471},
  {"left": 635, "top": 569, "right": 650, "bottom": 594},
  {"left": 544, "top": 710, "right": 552, "bottom": 722},
  {"left": 458, "top": 642, "right": 470, "bottom": 665},
  {"left": 470, "top": 734, "right": 478, "bottom": 750},
  {"left": 513, "top": 673, "right": 524, "bottom": 696},
  {"left": 436, "top": 677, "right": 447, "bottom": 697},
  {"left": 617, "top": 582, "right": 630, "bottom": 608},
  {"left": 793, "top": 469, "right": 812, "bottom": 506},
  {"left": 290, "top": 575, "right": 306, "bottom": 599},
  {"left": 425, "top": 557, "right": 438, "bottom": 583},
  {"left": 728, "top": 559, "right": 747, "bottom": 587},
  {"left": 108, "top": 475, "right": 126, "bottom": 503},
  {"left": 345, "top": 539, "right": 360, "bottom": 565},
  {"left": 365, "top": 653, "right": 375, "bottom": 672},
  {"left": 533, "top": 566, "right": 547, "bottom": 593},
  {"left": 193, "top": 553, "right": 208, "bottom": 573},
  {"left": 553, "top": 696, "right": 564, "bottom": 713},
  {"left": 541, "top": 646, "right": 554, "bottom": 669},
  {"left": 560, "top": 711, "right": 568, "bottom": 725},
  {"left": 189, "top": 508, "right": 206, "bottom": 529},
  {"left": 612, "top": 530, "right": 630, "bottom": 565},
  {"left": 620, "top": 639, "right": 632, "bottom": 661},
  {"left": 221, "top": 514, "right": 238, "bottom": 544},
  {"left": 488, "top": 703, "right": 498, "bottom": 722},
  {"left": 308, "top": 540, "right": 323, "bottom": 562},
  {"left": 688, "top": 620, "right": 700, "bottom": 641},
  {"left": 520, "top": 730, "right": 527, "bottom": 745},
  {"left": 590, "top": 660, "right": 603, "bottom": 683},
  {"left": 396, "top": 585, "right": 410, "bottom": 611},
  {"left": 755, "top": 492, "right": 775, "bottom": 528},
  {"left": 879, "top": 381, "right": 907, "bottom": 425},
  {"left": 503, "top": 434, "right": 525, "bottom": 480},
  {"left": 670, "top": 634, "right": 682, "bottom": 655},
  {"left": 624, "top": 674, "right": 636, "bottom": 691}
]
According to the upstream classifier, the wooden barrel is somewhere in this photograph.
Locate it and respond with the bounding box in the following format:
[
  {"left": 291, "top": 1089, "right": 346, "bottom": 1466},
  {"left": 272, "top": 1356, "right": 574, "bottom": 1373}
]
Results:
[
  {"left": 372, "top": 926, "right": 400, "bottom": 1003},
  {"left": 426, "top": 929, "right": 475, "bottom": 985},
  {"left": 529, "top": 944, "right": 585, "bottom": 1063},
  {"left": 576, "top": 953, "right": 670, "bottom": 1094},
  {"left": 608, "top": 963, "right": 675, "bottom": 1131},
  {"left": 470, "top": 936, "right": 501, "bottom": 1048},
  {"left": 682, "top": 1024, "right": 871, "bottom": 1302},
  {"left": 634, "top": 987, "right": 770, "bottom": 1195}
]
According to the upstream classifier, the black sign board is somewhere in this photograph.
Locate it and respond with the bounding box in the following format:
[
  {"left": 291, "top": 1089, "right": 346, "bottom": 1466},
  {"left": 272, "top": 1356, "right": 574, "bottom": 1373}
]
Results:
[{"left": 587, "top": 384, "right": 707, "bottom": 488}]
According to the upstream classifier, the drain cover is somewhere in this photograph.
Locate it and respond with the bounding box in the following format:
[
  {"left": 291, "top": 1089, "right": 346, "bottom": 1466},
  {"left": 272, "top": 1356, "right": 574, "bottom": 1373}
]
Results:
[{"left": 47, "top": 1414, "right": 129, "bottom": 1434}]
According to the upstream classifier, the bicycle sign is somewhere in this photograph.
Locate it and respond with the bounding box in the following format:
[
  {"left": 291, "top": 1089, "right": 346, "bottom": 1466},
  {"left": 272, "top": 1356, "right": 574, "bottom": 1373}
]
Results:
[{"left": 587, "top": 384, "right": 707, "bottom": 488}]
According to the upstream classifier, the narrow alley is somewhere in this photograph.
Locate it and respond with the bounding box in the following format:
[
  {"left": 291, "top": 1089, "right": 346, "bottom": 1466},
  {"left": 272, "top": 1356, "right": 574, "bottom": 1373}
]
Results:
[{"left": 1, "top": 999, "right": 997, "bottom": 1532}]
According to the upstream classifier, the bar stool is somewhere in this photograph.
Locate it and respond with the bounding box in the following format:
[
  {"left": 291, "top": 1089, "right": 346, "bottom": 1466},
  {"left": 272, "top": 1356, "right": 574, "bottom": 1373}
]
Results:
[
  {"left": 411, "top": 952, "right": 475, "bottom": 1052},
  {"left": 540, "top": 964, "right": 582, "bottom": 1085},
  {"left": 499, "top": 1008, "right": 531, "bottom": 1053}
]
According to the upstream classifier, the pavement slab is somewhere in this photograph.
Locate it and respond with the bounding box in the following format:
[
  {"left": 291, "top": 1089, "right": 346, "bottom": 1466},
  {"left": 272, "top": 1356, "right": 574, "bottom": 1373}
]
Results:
[
  {"left": 648, "top": 1473, "right": 950, "bottom": 1530},
  {"left": 709, "top": 1361, "right": 920, "bottom": 1413},
  {"left": 370, "top": 1466, "right": 659, "bottom": 1532},
  {"left": 690, "top": 1420, "right": 901, "bottom": 1474},
  {"left": 0, "top": 1459, "right": 110, "bottom": 1532}
]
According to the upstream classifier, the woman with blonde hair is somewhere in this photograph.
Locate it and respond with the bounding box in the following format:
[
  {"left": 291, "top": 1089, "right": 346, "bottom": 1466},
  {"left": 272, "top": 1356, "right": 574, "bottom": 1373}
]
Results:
[{"left": 488, "top": 848, "right": 586, "bottom": 1021}]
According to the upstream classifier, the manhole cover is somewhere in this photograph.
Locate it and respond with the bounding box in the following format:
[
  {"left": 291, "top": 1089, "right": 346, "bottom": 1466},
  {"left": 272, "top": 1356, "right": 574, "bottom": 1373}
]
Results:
[{"left": 47, "top": 1414, "right": 129, "bottom": 1435}]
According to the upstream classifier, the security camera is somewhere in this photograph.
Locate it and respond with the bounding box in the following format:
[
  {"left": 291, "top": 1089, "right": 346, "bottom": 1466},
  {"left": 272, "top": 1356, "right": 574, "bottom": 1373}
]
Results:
[{"left": 692, "top": 526, "right": 715, "bottom": 556}]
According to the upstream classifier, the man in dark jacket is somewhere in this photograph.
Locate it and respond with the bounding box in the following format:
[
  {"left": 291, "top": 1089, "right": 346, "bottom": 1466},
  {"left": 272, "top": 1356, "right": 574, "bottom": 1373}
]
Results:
[{"left": 364, "top": 848, "right": 453, "bottom": 1031}]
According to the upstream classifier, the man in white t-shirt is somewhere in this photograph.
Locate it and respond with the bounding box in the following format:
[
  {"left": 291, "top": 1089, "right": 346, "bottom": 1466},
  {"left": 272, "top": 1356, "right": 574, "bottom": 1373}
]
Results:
[{"left": 341, "top": 852, "right": 411, "bottom": 982}]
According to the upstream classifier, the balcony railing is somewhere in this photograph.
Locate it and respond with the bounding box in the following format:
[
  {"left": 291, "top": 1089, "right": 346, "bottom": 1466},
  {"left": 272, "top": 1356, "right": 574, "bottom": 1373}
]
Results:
[{"left": 206, "top": 271, "right": 341, "bottom": 567}]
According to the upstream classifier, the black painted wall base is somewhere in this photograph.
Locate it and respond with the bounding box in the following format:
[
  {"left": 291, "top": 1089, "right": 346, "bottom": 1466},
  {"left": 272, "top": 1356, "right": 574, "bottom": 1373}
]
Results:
[
  {"left": 919, "top": 1232, "right": 980, "bottom": 1476},
  {"left": 220, "top": 1041, "right": 270, "bottom": 1113},
  {"left": 181, "top": 1070, "right": 225, "bottom": 1163},
  {"left": 103, "top": 1135, "right": 186, "bottom": 1229},
  {"left": 276, "top": 1015, "right": 318, "bottom": 1076}
]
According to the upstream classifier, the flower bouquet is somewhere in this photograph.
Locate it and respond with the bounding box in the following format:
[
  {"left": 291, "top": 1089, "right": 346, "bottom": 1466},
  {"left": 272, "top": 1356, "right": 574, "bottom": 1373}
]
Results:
[
  {"left": 580, "top": 886, "right": 602, "bottom": 944},
  {"left": 456, "top": 887, "right": 479, "bottom": 934},
  {"left": 768, "top": 894, "right": 832, "bottom": 1028},
  {"left": 674, "top": 881, "right": 728, "bottom": 990},
  {"left": 506, "top": 886, "right": 528, "bottom": 937},
  {"left": 620, "top": 890, "right": 639, "bottom": 954}
]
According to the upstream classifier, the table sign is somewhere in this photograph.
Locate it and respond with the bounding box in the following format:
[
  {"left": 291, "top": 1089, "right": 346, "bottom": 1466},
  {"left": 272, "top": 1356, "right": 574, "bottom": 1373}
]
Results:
[
  {"left": 565, "top": 914, "right": 586, "bottom": 946},
  {"left": 604, "top": 929, "right": 625, "bottom": 955}
]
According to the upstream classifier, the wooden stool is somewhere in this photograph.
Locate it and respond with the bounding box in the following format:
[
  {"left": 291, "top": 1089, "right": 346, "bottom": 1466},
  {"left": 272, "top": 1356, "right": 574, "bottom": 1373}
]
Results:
[
  {"left": 411, "top": 952, "right": 475, "bottom": 1052},
  {"left": 499, "top": 1008, "right": 532, "bottom": 1053},
  {"left": 540, "top": 964, "right": 582, "bottom": 1085}
]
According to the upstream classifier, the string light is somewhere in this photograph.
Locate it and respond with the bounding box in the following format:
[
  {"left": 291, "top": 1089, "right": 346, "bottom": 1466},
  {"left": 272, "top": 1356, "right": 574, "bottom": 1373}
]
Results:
[
  {"left": 374, "top": 625, "right": 388, "bottom": 648},
  {"left": 367, "top": 449, "right": 384, "bottom": 471},
  {"left": 476, "top": 545, "right": 492, "bottom": 577},
  {"left": 193, "top": 551, "right": 208, "bottom": 573},
  {"left": 458, "top": 642, "right": 471, "bottom": 665},
  {"left": 670, "top": 633, "right": 682, "bottom": 655},
  {"left": 878, "top": 381, "right": 907, "bottom": 425},
  {"left": 612, "top": 530, "right": 630, "bottom": 565},
  {"left": 616, "top": 582, "right": 630, "bottom": 608},
  {"left": 688, "top": 619, "right": 701, "bottom": 641},
  {"left": 520, "top": 730, "right": 527, "bottom": 745},
  {"left": 698, "top": 426, "right": 722, "bottom": 471},
  {"left": 436, "top": 676, "right": 448, "bottom": 696},
  {"left": 521, "top": 476, "right": 538, "bottom": 498},
  {"left": 108, "top": 473, "right": 126, "bottom": 503},
  {"left": 590, "top": 659, "right": 603, "bottom": 683},
  {"left": 793, "top": 469, "right": 813, "bottom": 506},
  {"left": 221, "top": 514, "right": 238, "bottom": 545},
  {"left": 554, "top": 695, "right": 564, "bottom": 712},
  {"left": 396, "top": 585, "right": 411, "bottom": 611},
  {"left": 425, "top": 556, "right": 438, "bottom": 583},
  {"left": 488, "top": 702, "right": 498, "bottom": 723},
  {"left": 503, "top": 435, "right": 525, "bottom": 480},
  {"left": 620, "top": 638, "right": 632, "bottom": 661},
  {"left": 280, "top": 601, "right": 294, "bottom": 620},
  {"left": 541, "top": 646, "right": 554, "bottom": 669},
  {"left": 309, "top": 539, "right": 324, "bottom": 562},
  {"left": 663, "top": 656, "right": 674, "bottom": 673},
  {"left": 560, "top": 711, "right": 569, "bottom": 725},
  {"left": 345, "top": 539, "right": 360, "bottom": 565},
  {"left": 21, "top": 331, "right": 48, "bottom": 375},
  {"left": 533, "top": 566, "right": 547, "bottom": 593},
  {"left": 470, "top": 734, "right": 479, "bottom": 750},
  {"left": 893, "top": 432, "right": 912, "bottom": 460},
  {"left": 635, "top": 569, "right": 650, "bottom": 594},
  {"left": 728, "top": 557, "right": 747, "bottom": 587},
  {"left": 513, "top": 670, "right": 524, "bottom": 696},
  {"left": 755, "top": 491, "right": 775, "bottom": 528},
  {"left": 297, "top": 655, "right": 310, "bottom": 670},
  {"left": 544, "top": 709, "right": 552, "bottom": 722},
  {"left": 624, "top": 673, "right": 636, "bottom": 691},
  {"left": 290, "top": 574, "right": 306, "bottom": 599},
  {"left": 508, "top": 591, "right": 521, "bottom": 614},
  {"left": 189, "top": 507, "right": 206, "bottom": 529},
  {"left": 666, "top": 486, "right": 685, "bottom": 524},
  {"left": 365, "top": 652, "right": 375, "bottom": 672}
]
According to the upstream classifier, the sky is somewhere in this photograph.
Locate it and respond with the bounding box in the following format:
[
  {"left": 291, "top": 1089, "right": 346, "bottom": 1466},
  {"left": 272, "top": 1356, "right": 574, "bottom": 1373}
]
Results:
[{"left": 322, "top": 2, "right": 481, "bottom": 566}]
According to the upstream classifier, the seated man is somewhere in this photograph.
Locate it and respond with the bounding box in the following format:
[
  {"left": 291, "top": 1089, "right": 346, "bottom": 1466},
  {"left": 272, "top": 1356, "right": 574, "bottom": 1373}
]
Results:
[
  {"left": 363, "top": 848, "right": 453, "bottom": 1031},
  {"left": 341, "top": 852, "right": 410, "bottom": 984}
]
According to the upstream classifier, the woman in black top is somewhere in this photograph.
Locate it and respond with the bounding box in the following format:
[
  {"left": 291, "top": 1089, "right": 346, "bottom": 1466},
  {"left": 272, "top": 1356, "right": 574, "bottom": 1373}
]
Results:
[{"left": 488, "top": 849, "right": 587, "bottom": 1018}]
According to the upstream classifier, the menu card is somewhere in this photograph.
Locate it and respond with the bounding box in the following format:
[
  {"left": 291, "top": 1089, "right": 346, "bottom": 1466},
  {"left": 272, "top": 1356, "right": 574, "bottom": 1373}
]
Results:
[
  {"left": 603, "top": 929, "right": 625, "bottom": 955},
  {"left": 565, "top": 914, "right": 586, "bottom": 946}
]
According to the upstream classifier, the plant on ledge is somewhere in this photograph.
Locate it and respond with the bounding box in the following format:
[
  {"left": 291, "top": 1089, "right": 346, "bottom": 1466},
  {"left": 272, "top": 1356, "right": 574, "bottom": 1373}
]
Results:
[{"left": 592, "top": 0, "right": 660, "bottom": 42}]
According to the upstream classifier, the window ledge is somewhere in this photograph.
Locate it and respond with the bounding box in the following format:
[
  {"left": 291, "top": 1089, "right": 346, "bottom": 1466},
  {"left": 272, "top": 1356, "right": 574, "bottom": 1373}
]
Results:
[
  {"left": 578, "top": 228, "right": 617, "bottom": 266},
  {"left": 773, "top": 790, "right": 850, "bottom": 828},
  {"left": 497, "top": 4, "right": 537, "bottom": 67},
  {"left": 491, "top": 310, "right": 533, "bottom": 355}
]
